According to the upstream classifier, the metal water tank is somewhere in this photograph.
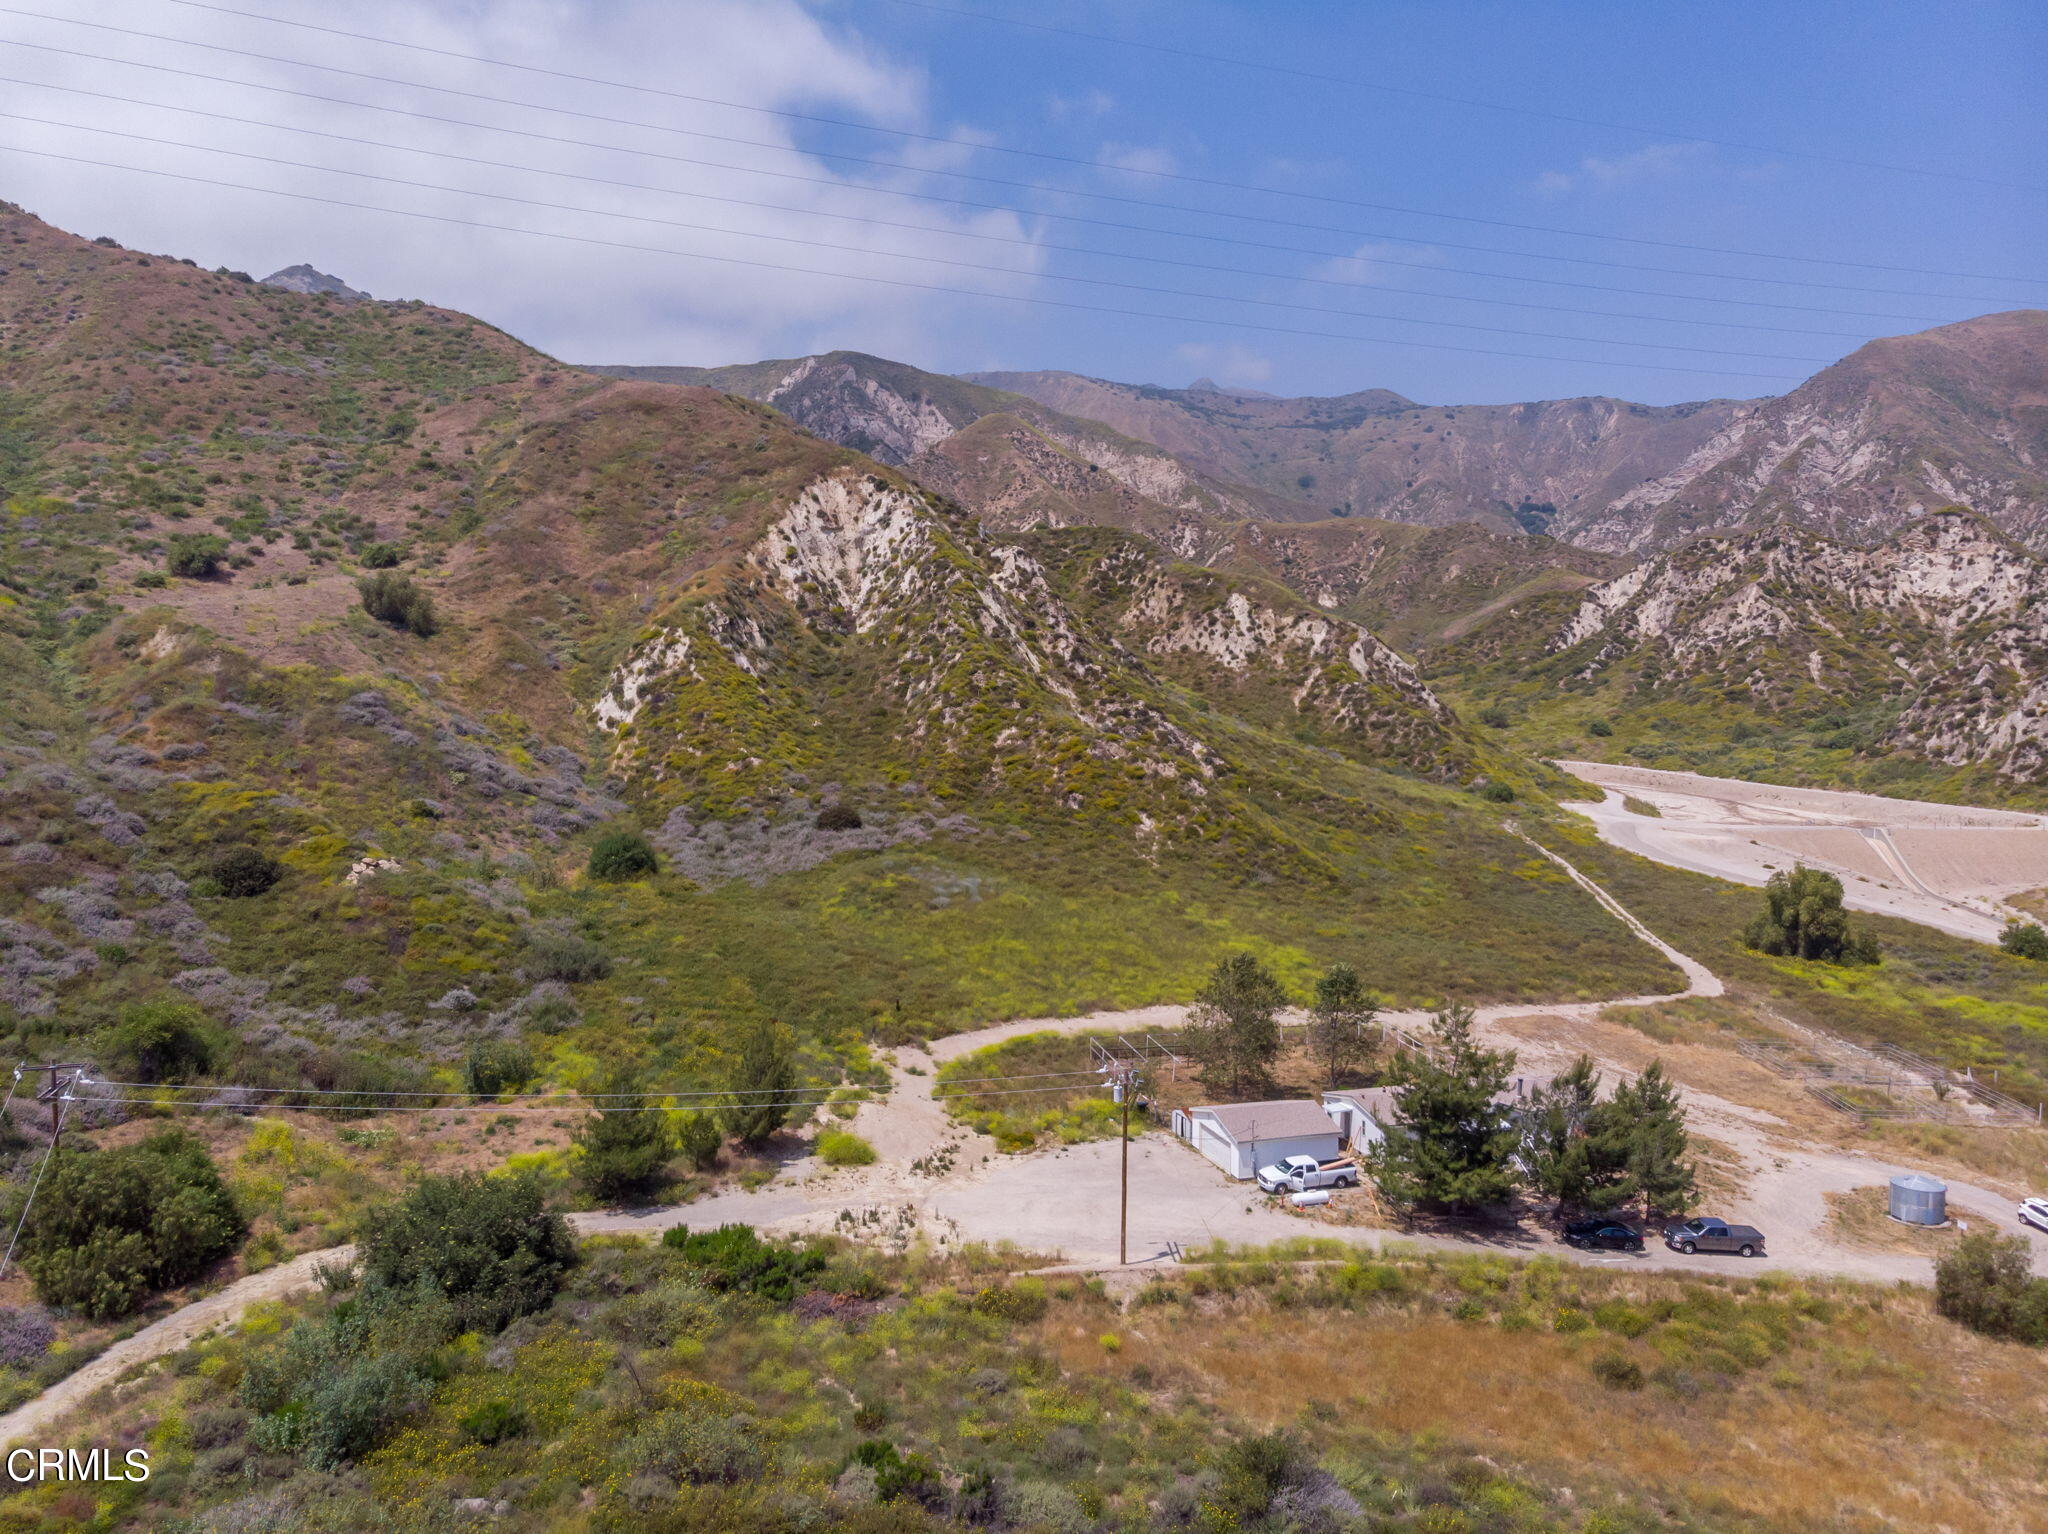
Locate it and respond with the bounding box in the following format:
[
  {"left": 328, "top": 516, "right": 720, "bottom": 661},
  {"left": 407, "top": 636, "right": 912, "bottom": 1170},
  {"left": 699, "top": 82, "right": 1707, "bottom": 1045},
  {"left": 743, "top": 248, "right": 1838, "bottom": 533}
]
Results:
[{"left": 1889, "top": 1173, "right": 1947, "bottom": 1226}]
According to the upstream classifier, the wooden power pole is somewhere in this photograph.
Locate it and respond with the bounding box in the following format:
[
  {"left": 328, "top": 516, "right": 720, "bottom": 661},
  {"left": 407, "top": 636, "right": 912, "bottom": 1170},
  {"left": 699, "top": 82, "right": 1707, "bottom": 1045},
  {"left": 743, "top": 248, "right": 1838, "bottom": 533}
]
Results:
[{"left": 1107, "top": 1063, "right": 1142, "bottom": 1265}]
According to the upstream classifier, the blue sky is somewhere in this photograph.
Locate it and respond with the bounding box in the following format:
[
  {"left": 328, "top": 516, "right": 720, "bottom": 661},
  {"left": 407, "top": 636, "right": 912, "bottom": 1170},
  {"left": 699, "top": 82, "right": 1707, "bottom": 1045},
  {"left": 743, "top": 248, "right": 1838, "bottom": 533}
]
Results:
[{"left": 2, "top": 0, "right": 2041, "bottom": 404}]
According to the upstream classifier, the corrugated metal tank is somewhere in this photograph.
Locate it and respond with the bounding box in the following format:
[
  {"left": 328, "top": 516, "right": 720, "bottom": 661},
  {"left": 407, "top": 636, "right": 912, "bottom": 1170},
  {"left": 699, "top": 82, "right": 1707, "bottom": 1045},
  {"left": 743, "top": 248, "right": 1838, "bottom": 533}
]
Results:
[{"left": 1888, "top": 1173, "right": 1947, "bottom": 1226}]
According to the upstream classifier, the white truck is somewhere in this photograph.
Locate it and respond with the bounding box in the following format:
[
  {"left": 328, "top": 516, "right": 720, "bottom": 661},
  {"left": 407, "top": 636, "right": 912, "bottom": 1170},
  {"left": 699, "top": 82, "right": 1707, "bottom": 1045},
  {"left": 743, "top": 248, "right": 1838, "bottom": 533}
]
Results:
[{"left": 1256, "top": 1154, "right": 1359, "bottom": 1194}]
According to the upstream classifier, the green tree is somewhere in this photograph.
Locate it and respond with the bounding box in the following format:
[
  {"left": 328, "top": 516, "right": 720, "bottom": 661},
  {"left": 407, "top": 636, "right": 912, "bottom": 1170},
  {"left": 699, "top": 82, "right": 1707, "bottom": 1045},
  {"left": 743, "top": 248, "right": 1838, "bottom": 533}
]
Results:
[
  {"left": 1999, "top": 919, "right": 2048, "bottom": 962},
  {"left": 103, "top": 998, "right": 215, "bottom": 1083},
  {"left": 1184, "top": 953, "right": 1287, "bottom": 1097},
  {"left": 18, "top": 1129, "right": 244, "bottom": 1319},
  {"left": 725, "top": 1020, "right": 798, "bottom": 1150},
  {"left": 587, "top": 828, "right": 658, "bottom": 881},
  {"left": 1517, "top": 1055, "right": 1623, "bottom": 1212},
  {"left": 357, "top": 1171, "right": 575, "bottom": 1333},
  {"left": 1606, "top": 1059, "right": 1697, "bottom": 1216},
  {"left": 1306, "top": 962, "right": 1379, "bottom": 1088},
  {"left": 1743, "top": 864, "right": 1880, "bottom": 964},
  {"left": 574, "top": 1088, "right": 675, "bottom": 1200},
  {"left": 1367, "top": 1003, "right": 1518, "bottom": 1212}
]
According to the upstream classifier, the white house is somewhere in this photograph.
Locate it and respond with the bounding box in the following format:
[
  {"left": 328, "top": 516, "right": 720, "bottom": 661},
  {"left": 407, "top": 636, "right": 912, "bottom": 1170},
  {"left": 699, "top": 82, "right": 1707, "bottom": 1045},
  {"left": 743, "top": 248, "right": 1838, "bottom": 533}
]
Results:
[
  {"left": 1172, "top": 1099, "right": 1345, "bottom": 1180},
  {"left": 1320, "top": 1088, "right": 1397, "bottom": 1154}
]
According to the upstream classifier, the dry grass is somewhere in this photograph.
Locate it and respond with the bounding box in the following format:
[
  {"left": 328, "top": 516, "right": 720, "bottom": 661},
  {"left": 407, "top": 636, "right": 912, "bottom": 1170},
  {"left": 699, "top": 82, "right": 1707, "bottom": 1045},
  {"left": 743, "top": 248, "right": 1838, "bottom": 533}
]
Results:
[
  {"left": 1044, "top": 1274, "right": 2048, "bottom": 1532},
  {"left": 1823, "top": 1185, "right": 1961, "bottom": 1253},
  {"left": 1852, "top": 1120, "right": 2048, "bottom": 1198}
]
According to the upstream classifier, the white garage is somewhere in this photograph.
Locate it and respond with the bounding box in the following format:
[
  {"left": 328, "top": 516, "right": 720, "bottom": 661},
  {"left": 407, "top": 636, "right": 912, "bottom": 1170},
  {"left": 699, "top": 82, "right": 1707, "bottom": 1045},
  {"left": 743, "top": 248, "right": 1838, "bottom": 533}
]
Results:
[{"left": 1172, "top": 1099, "right": 1344, "bottom": 1180}]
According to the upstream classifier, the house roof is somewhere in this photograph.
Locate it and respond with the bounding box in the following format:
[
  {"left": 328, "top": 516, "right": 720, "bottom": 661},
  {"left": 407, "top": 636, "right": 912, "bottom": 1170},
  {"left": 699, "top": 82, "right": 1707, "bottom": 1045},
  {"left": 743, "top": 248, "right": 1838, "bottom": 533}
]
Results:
[
  {"left": 1323, "top": 1087, "right": 1400, "bottom": 1122},
  {"left": 1192, "top": 1099, "right": 1340, "bottom": 1142}
]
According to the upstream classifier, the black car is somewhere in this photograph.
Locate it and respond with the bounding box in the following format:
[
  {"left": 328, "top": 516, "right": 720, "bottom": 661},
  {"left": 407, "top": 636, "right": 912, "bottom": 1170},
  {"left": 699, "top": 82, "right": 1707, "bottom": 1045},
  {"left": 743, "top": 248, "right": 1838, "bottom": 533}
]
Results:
[{"left": 1562, "top": 1218, "right": 1644, "bottom": 1252}]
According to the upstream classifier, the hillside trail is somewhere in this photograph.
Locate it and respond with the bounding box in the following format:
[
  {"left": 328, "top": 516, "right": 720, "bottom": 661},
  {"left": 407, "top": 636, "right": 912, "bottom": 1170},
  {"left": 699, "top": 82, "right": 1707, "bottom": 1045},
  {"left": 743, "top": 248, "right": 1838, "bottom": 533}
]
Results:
[{"left": 8, "top": 839, "right": 2038, "bottom": 1449}]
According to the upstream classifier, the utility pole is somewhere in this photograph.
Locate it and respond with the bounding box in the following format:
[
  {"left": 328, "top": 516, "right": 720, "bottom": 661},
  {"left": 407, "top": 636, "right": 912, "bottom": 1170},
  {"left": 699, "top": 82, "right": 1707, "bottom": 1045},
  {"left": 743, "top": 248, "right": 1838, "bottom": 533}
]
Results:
[
  {"left": 1107, "top": 1063, "right": 1143, "bottom": 1265},
  {"left": 20, "top": 1063, "right": 85, "bottom": 1146}
]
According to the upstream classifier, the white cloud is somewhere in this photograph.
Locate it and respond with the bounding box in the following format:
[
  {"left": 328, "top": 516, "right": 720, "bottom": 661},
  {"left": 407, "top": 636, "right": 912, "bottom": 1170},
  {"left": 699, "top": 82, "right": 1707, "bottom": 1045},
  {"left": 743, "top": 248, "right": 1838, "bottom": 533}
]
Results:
[
  {"left": 0, "top": 0, "right": 1049, "bottom": 365},
  {"left": 1532, "top": 141, "right": 1705, "bottom": 196},
  {"left": 1097, "top": 141, "right": 1179, "bottom": 180},
  {"left": 1046, "top": 88, "right": 1114, "bottom": 122},
  {"left": 1305, "top": 239, "right": 1442, "bottom": 286},
  {"left": 1172, "top": 342, "right": 1274, "bottom": 386}
]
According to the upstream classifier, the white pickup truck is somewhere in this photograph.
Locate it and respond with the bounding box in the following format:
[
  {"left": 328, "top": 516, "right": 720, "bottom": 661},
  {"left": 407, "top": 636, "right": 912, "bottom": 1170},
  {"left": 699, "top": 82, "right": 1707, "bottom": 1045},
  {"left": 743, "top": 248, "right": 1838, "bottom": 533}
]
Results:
[{"left": 1256, "top": 1154, "right": 1359, "bottom": 1194}]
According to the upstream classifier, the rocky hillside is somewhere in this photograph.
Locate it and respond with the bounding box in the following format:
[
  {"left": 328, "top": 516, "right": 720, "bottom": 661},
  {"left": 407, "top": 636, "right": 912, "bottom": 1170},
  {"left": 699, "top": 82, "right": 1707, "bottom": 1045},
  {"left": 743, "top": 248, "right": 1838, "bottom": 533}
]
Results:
[
  {"left": 966, "top": 369, "right": 1750, "bottom": 534},
  {"left": 0, "top": 204, "right": 1676, "bottom": 1090},
  {"left": 1549, "top": 508, "right": 2048, "bottom": 781},
  {"left": 1556, "top": 311, "right": 2048, "bottom": 553}
]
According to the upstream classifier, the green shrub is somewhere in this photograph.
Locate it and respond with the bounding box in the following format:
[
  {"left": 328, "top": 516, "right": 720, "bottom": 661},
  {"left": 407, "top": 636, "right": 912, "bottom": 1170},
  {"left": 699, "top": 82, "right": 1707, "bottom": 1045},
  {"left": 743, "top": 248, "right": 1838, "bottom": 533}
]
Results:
[
  {"left": 210, "top": 844, "right": 282, "bottom": 897},
  {"left": 1586, "top": 717, "right": 1613, "bottom": 737},
  {"left": 587, "top": 828, "right": 658, "bottom": 881},
  {"left": 660, "top": 1224, "right": 826, "bottom": 1302},
  {"left": 846, "top": 1440, "right": 942, "bottom": 1507},
  {"left": 1935, "top": 1231, "right": 2048, "bottom": 1343},
  {"left": 165, "top": 533, "right": 229, "bottom": 578},
  {"left": 357, "top": 570, "right": 438, "bottom": 636},
  {"left": 526, "top": 929, "right": 612, "bottom": 983},
  {"left": 463, "top": 1039, "right": 534, "bottom": 1099},
  {"left": 102, "top": 998, "right": 215, "bottom": 1083},
  {"left": 815, "top": 803, "right": 863, "bottom": 831},
  {"left": 675, "top": 1110, "right": 723, "bottom": 1172},
  {"left": 1744, "top": 864, "right": 1880, "bottom": 965},
  {"left": 816, "top": 1130, "right": 876, "bottom": 1167},
  {"left": 133, "top": 569, "right": 169, "bottom": 589},
  {"left": 1478, "top": 780, "right": 1515, "bottom": 803},
  {"left": 358, "top": 1172, "right": 575, "bottom": 1333},
  {"left": 18, "top": 1128, "right": 244, "bottom": 1319},
  {"left": 1591, "top": 1350, "right": 1645, "bottom": 1390},
  {"left": 971, "top": 1278, "right": 1048, "bottom": 1322},
  {"left": 358, "top": 541, "right": 404, "bottom": 569},
  {"left": 1477, "top": 706, "right": 1511, "bottom": 729},
  {"left": 459, "top": 1399, "right": 529, "bottom": 1445}
]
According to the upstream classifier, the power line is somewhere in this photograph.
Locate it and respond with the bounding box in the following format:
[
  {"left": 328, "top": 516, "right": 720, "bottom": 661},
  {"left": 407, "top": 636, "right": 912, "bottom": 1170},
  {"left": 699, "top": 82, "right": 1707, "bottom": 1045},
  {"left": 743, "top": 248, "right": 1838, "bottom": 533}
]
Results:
[
  {"left": 0, "top": 143, "right": 1815, "bottom": 381},
  {"left": 0, "top": 109, "right": 1833, "bottom": 365},
  {"left": 134, "top": 0, "right": 2048, "bottom": 269},
  {"left": 868, "top": 0, "right": 2045, "bottom": 198},
  {"left": 76, "top": 1082, "right": 1111, "bottom": 1113},
  {"left": 0, "top": 76, "right": 1889, "bottom": 343},
  {"left": 0, "top": 37, "right": 2022, "bottom": 310},
  {"left": 0, "top": 1095, "right": 68, "bottom": 1282},
  {"left": 6, "top": 7, "right": 2042, "bottom": 292}
]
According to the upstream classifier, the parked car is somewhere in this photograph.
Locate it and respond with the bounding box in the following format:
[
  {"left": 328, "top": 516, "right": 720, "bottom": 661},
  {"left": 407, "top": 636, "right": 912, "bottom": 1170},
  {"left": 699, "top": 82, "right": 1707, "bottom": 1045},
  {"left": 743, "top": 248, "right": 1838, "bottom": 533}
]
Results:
[
  {"left": 2019, "top": 1196, "right": 2048, "bottom": 1233},
  {"left": 1663, "top": 1216, "right": 1766, "bottom": 1258},
  {"left": 1256, "top": 1154, "right": 1359, "bottom": 1194},
  {"left": 1562, "top": 1218, "right": 1644, "bottom": 1252}
]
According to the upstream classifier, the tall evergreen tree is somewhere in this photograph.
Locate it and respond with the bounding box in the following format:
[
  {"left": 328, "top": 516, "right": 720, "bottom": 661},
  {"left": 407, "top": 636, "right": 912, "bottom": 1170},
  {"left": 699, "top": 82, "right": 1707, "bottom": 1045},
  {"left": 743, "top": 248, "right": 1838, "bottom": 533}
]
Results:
[
  {"left": 574, "top": 1087, "right": 674, "bottom": 1201},
  {"left": 1307, "top": 962, "right": 1379, "bottom": 1088},
  {"left": 1184, "top": 953, "right": 1287, "bottom": 1097},
  {"left": 725, "top": 1019, "right": 798, "bottom": 1150},
  {"left": 1608, "top": 1060, "right": 1697, "bottom": 1216},
  {"left": 1517, "top": 1054, "right": 1626, "bottom": 1212},
  {"left": 1367, "top": 1003, "right": 1518, "bottom": 1211}
]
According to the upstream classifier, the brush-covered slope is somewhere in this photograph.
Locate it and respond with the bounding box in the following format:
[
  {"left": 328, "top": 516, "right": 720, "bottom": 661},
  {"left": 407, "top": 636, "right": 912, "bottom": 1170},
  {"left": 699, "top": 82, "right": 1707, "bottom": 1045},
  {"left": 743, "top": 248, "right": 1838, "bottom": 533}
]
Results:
[
  {"left": 1558, "top": 311, "right": 2048, "bottom": 553},
  {"left": 1444, "top": 508, "right": 2048, "bottom": 800},
  {"left": 966, "top": 369, "right": 1750, "bottom": 534},
  {"left": 0, "top": 204, "right": 1679, "bottom": 1097}
]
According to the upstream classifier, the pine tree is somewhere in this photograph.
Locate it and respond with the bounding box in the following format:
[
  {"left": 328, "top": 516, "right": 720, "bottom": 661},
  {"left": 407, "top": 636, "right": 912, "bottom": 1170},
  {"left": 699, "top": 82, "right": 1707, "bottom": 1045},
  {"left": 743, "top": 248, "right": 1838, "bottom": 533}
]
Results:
[
  {"left": 1609, "top": 1060, "right": 1696, "bottom": 1216},
  {"left": 1517, "top": 1054, "right": 1627, "bottom": 1211},
  {"left": 1367, "top": 1003, "right": 1518, "bottom": 1211},
  {"left": 725, "top": 1019, "right": 798, "bottom": 1150},
  {"left": 1307, "top": 962, "right": 1379, "bottom": 1088},
  {"left": 574, "top": 1090, "right": 674, "bottom": 1201},
  {"left": 1183, "top": 953, "right": 1287, "bottom": 1097}
]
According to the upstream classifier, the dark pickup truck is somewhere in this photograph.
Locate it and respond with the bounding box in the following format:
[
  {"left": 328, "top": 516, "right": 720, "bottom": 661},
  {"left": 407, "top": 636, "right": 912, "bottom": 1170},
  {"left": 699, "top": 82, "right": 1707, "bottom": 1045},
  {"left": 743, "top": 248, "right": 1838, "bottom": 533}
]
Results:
[{"left": 1663, "top": 1217, "right": 1766, "bottom": 1258}]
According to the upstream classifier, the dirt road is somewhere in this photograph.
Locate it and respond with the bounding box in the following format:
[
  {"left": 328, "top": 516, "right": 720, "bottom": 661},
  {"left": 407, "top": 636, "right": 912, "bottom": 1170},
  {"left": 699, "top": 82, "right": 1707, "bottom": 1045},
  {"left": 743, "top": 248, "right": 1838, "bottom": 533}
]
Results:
[
  {"left": 1559, "top": 761, "right": 2048, "bottom": 941},
  {"left": 9, "top": 839, "right": 2043, "bottom": 1448}
]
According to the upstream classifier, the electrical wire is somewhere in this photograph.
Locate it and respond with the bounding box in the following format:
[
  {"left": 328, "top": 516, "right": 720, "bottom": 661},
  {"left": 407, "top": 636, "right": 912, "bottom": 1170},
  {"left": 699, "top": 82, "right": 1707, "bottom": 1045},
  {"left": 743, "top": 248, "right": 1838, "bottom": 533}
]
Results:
[
  {"left": 76, "top": 1081, "right": 1120, "bottom": 1113},
  {"left": 0, "top": 142, "right": 1816, "bottom": 381},
  {"left": 136, "top": 0, "right": 2048, "bottom": 258},
  {"left": 0, "top": 109, "right": 1834, "bottom": 363},
  {"left": 0, "top": 34, "right": 2024, "bottom": 309},
  {"left": 867, "top": 0, "right": 2046, "bottom": 198},
  {"left": 0, "top": 75, "right": 1894, "bottom": 342},
  {"left": 0, "top": 1095, "right": 68, "bottom": 1281}
]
